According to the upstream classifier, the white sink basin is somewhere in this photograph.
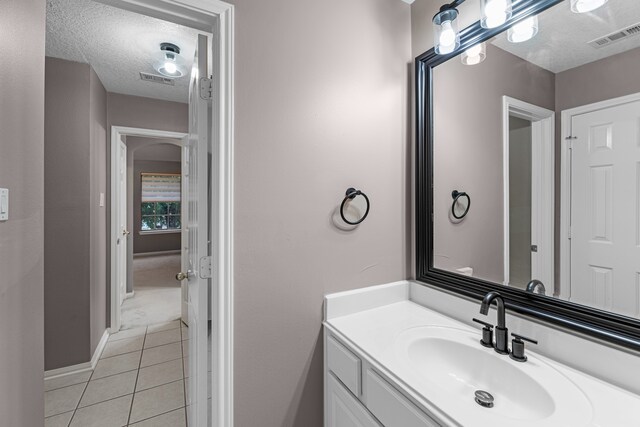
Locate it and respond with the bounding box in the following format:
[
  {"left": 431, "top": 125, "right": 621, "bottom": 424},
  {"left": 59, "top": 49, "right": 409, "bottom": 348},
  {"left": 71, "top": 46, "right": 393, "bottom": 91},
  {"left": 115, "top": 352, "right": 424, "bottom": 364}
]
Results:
[{"left": 394, "top": 326, "right": 593, "bottom": 426}]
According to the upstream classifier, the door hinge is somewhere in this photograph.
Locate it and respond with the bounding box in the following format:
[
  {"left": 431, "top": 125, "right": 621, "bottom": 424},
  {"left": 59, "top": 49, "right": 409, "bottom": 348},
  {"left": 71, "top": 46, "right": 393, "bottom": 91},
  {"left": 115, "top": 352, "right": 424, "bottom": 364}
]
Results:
[
  {"left": 199, "top": 77, "right": 213, "bottom": 100},
  {"left": 199, "top": 256, "right": 212, "bottom": 279}
]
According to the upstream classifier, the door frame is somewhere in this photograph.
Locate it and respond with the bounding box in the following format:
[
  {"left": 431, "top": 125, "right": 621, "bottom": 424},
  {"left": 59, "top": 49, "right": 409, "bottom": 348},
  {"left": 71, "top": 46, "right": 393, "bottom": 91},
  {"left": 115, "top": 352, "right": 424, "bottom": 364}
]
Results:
[
  {"left": 102, "top": 1, "right": 235, "bottom": 425},
  {"left": 502, "top": 96, "right": 555, "bottom": 289},
  {"left": 109, "top": 126, "right": 188, "bottom": 333},
  {"left": 559, "top": 91, "right": 640, "bottom": 301}
]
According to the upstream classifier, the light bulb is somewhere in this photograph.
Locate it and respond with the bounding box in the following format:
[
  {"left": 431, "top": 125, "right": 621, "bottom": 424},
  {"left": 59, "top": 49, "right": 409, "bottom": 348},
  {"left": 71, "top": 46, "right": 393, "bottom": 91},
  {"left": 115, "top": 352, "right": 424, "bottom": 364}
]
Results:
[
  {"left": 571, "top": 0, "right": 608, "bottom": 13},
  {"left": 164, "top": 61, "right": 177, "bottom": 74},
  {"left": 507, "top": 16, "right": 538, "bottom": 43},
  {"left": 483, "top": 0, "right": 510, "bottom": 28},
  {"left": 439, "top": 21, "right": 456, "bottom": 47},
  {"left": 466, "top": 44, "right": 483, "bottom": 57}
]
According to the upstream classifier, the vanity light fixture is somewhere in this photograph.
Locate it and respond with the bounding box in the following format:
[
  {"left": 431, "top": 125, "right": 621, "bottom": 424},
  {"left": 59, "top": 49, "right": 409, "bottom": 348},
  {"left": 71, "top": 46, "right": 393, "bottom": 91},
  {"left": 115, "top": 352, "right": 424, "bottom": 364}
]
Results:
[
  {"left": 461, "top": 42, "right": 486, "bottom": 65},
  {"left": 154, "top": 42, "right": 187, "bottom": 78},
  {"left": 433, "top": 3, "right": 461, "bottom": 55},
  {"left": 480, "top": 0, "right": 513, "bottom": 29},
  {"left": 507, "top": 15, "right": 539, "bottom": 43},
  {"left": 570, "top": 0, "right": 608, "bottom": 13}
]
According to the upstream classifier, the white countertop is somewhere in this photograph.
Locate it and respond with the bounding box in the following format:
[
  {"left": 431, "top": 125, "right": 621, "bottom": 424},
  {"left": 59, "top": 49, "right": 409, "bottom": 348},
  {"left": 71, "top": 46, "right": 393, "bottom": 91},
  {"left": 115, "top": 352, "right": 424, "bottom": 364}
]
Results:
[{"left": 325, "top": 296, "right": 640, "bottom": 426}]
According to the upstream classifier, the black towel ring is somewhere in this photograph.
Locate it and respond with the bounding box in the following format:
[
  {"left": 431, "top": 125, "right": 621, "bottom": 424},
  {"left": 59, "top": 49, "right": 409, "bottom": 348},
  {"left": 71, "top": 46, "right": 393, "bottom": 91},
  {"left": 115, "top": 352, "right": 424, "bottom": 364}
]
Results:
[
  {"left": 451, "top": 190, "right": 470, "bottom": 219},
  {"left": 340, "top": 188, "right": 370, "bottom": 225}
]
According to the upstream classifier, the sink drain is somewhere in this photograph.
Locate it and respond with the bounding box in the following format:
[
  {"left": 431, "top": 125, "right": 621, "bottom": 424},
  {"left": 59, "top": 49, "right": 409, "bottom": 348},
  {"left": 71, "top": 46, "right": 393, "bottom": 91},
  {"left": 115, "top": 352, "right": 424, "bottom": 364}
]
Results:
[{"left": 474, "top": 390, "right": 494, "bottom": 408}]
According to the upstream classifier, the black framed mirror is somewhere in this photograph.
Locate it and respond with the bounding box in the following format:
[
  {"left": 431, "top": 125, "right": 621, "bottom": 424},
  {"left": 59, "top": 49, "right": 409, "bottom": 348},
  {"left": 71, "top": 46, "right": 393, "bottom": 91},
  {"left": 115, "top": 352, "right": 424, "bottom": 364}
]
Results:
[{"left": 416, "top": 0, "right": 640, "bottom": 351}]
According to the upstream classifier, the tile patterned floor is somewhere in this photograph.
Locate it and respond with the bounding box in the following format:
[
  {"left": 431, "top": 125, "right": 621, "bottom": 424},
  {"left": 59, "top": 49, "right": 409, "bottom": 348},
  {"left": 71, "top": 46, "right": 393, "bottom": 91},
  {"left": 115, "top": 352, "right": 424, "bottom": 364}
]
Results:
[{"left": 45, "top": 320, "right": 190, "bottom": 427}]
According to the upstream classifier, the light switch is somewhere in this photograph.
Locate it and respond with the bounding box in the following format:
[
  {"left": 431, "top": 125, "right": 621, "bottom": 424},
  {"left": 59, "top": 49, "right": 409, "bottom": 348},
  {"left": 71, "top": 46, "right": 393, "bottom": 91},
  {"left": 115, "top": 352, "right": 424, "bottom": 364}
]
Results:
[
  {"left": 0, "top": 188, "right": 8, "bottom": 221},
  {"left": 99, "top": 192, "right": 105, "bottom": 207}
]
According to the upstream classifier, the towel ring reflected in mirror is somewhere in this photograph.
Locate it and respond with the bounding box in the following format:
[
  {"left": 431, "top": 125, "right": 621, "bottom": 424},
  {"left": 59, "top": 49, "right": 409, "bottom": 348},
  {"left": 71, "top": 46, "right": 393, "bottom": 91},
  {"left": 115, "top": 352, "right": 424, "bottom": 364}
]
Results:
[
  {"left": 451, "top": 190, "right": 470, "bottom": 219},
  {"left": 340, "top": 188, "right": 370, "bottom": 225}
]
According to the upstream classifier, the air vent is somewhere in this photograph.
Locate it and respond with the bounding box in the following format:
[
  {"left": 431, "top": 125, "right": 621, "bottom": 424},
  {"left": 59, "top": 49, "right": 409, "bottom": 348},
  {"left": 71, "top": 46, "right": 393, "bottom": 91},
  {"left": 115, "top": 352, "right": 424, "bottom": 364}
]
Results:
[
  {"left": 139, "top": 72, "right": 175, "bottom": 86},
  {"left": 588, "top": 22, "right": 640, "bottom": 49}
]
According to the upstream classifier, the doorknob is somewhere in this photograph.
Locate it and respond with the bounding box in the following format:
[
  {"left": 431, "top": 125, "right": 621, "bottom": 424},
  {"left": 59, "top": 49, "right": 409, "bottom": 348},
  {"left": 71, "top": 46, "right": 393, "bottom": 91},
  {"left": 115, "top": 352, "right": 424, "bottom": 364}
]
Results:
[
  {"left": 122, "top": 229, "right": 130, "bottom": 236},
  {"left": 176, "top": 271, "right": 189, "bottom": 281}
]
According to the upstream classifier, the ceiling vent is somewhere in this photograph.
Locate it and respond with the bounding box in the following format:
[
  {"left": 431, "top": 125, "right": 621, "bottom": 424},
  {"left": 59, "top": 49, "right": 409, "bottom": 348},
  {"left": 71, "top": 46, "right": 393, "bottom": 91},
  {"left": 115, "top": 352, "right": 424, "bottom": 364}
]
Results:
[
  {"left": 588, "top": 22, "right": 640, "bottom": 49},
  {"left": 139, "top": 72, "right": 176, "bottom": 86}
]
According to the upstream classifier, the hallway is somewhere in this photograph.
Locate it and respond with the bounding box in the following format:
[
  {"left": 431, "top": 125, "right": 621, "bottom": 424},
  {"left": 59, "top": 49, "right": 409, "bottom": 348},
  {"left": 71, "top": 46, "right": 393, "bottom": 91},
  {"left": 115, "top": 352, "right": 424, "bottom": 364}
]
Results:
[
  {"left": 121, "top": 254, "right": 182, "bottom": 330},
  {"left": 44, "top": 320, "right": 189, "bottom": 426}
]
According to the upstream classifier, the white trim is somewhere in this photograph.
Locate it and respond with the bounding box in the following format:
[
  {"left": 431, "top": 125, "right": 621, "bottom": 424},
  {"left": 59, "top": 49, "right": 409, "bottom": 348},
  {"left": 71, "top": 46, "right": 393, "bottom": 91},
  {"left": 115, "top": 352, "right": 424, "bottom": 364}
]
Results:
[
  {"left": 559, "top": 91, "right": 640, "bottom": 300},
  {"left": 502, "top": 96, "right": 555, "bottom": 289},
  {"left": 133, "top": 249, "right": 181, "bottom": 257},
  {"left": 110, "top": 127, "right": 188, "bottom": 333},
  {"left": 105, "top": 2, "right": 234, "bottom": 426},
  {"left": 45, "top": 330, "right": 109, "bottom": 380},
  {"left": 138, "top": 229, "right": 182, "bottom": 235}
]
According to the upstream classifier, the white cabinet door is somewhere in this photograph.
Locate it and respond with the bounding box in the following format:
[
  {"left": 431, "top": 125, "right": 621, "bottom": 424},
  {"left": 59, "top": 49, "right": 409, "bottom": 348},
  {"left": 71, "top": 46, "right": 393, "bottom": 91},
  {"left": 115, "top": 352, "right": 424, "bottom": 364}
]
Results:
[{"left": 327, "top": 373, "right": 381, "bottom": 427}]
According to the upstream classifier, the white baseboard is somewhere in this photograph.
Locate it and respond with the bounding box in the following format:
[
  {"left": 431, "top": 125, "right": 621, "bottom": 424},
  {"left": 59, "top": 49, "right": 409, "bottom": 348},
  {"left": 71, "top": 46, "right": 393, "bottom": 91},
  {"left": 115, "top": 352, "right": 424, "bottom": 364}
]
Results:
[
  {"left": 133, "top": 250, "right": 180, "bottom": 258},
  {"left": 125, "top": 291, "right": 135, "bottom": 300},
  {"left": 44, "top": 329, "right": 110, "bottom": 380}
]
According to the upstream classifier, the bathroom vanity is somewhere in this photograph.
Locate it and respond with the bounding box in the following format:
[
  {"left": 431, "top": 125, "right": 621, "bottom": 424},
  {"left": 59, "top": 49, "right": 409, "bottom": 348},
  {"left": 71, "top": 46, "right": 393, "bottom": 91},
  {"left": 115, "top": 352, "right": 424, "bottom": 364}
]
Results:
[{"left": 323, "top": 281, "right": 640, "bottom": 427}]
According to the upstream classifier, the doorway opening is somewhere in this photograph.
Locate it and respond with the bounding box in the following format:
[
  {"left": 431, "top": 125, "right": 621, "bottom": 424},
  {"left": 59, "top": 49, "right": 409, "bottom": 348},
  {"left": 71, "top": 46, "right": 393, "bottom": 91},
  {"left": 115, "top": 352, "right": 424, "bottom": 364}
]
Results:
[{"left": 502, "top": 96, "right": 555, "bottom": 290}]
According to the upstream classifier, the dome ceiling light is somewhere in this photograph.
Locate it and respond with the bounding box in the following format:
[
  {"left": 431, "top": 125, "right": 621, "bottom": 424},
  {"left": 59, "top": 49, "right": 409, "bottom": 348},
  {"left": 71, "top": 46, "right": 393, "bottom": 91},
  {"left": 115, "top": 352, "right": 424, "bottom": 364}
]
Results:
[{"left": 154, "top": 42, "right": 187, "bottom": 78}]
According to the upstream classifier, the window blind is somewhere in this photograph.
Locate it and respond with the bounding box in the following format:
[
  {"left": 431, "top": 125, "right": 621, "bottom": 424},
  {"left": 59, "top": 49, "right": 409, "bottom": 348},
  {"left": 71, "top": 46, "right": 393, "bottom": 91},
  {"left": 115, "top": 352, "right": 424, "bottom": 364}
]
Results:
[{"left": 141, "top": 173, "right": 181, "bottom": 202}]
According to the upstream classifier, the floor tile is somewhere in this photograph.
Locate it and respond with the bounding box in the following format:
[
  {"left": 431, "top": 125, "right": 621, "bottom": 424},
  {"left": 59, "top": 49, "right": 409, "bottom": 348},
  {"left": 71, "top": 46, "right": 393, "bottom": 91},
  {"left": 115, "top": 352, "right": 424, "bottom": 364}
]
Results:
[
  {"left": 147, "top": 320, "right": 181, "bottom": 334},
  {"left": 101, "top": 336, "right": 144, "bottom": 359},
  {"left": 45, "top": 383, "right": 86, "bottom": 417},
  {"left": 108, "top": 327, "right": 146, "bottom": 342},
  {"left": 140, "top": 342, "right": 182, "bottom": 368},
  {"left": 79, "top": 371, "right": 137, "bottom": 408},
  {"left": 45, "top": 410, "right": 74, "bottom": 427},
  {"left": 92, "top": 351, "right": 141, "bottom": 380},
  {"left": 143, "top": 328, "right": 181, "bottom": 349},
  {"left": 45, "top": 371, "right": 92, "bottom": 392},
  {"left": 129, "top": 380, "right": 185, "bottom": 424},
  {"left": 128, "top": 408, "right": 186, "bottom": 427},
  {"left": 136, "top": 359, "right": 183, "bottom": 392},
  {"left": 69, "top": 394, "right": 132, "bottom": 427}
]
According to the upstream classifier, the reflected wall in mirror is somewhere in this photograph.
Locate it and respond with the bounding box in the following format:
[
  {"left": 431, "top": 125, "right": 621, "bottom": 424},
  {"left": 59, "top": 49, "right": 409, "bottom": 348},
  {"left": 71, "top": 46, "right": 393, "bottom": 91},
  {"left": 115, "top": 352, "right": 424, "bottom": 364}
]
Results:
[{"left": 431, "top": 0, "right": 640, "bottom": 318}]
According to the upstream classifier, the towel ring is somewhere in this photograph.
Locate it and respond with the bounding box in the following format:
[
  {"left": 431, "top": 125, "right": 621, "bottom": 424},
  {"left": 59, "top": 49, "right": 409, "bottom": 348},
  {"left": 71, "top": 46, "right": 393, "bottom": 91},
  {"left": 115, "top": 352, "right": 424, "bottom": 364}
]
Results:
[
  {"left": 451, "top": 190, "right": 470, "bottom": 219},
  {"left": 340, "top": 188, "right": 370, "bottom": 225}
]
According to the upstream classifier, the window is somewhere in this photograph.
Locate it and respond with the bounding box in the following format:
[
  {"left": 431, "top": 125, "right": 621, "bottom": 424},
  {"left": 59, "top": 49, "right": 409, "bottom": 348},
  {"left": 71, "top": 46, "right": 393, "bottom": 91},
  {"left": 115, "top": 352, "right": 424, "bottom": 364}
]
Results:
[{"left": 141, "top": 173, "right": 181, "bottom": 231}]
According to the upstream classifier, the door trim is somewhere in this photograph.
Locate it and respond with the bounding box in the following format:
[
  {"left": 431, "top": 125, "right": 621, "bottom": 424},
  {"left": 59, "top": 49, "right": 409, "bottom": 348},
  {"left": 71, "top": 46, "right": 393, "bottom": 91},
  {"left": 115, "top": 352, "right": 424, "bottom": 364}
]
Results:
[
  {"left": 103, "top": 2, "right": 235, "bottom": 426},
  {"left": 109, "top": 126, "right": 188, "bottom": 334},
  {"left": 560, "top": 91, "right": 640, "bottom": 301},
  {"left": 502, "top": 96, "right": 555, "bottom": 290}
]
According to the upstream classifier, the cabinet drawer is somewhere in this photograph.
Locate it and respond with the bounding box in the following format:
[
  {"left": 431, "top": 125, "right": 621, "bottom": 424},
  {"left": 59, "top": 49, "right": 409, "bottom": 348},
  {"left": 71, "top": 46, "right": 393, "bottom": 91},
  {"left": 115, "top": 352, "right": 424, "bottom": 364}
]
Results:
[
  {"left": 327, "top": 335, "right": 362, "bottom": 396},
  {"left": 327, "top": 373, "right": 381, "bottom": 427},
  {"left": 365, "top": 369, "right": 439, "bottom": 427}
]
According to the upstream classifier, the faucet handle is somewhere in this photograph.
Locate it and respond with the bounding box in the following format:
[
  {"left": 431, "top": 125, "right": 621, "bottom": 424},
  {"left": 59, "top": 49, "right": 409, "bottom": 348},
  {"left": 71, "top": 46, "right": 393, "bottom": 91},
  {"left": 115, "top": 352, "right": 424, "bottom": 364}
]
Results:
[
  {"left": 509, "top": 333, "right": 538, "bottom": 362},
  {"left": 472, "top": 318, "right": 494, "bottom": 348}
]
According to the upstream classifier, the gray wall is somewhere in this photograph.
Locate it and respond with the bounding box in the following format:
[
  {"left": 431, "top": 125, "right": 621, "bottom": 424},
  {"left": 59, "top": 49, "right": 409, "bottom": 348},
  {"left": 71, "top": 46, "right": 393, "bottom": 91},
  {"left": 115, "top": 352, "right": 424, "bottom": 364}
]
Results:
[
  {"left": 133, "top": 160, "right": 182, "bottom": 255},
  {"left": 432, "top": 44, "right": 555, "bottom": 283},
  {"left": 230, "top": 0, "right": 411, "bottom": 425},
  {"left": 106, "top": 94, "right": 188, "bottom": 324},
  {"left": 45, "top": 57, "right": 93, "bottom": 369},
  {"left": 45, "top": 57, "right": 108, "bottom": 370},
  {"left": 0, "top": 0, "right": 45, "bottom": 423},
  {"left": 509, "top": 116, "right": 532, "bottom": 289},
  {"left": 90, "top": 67, "right": 108, "bottom": 354}
]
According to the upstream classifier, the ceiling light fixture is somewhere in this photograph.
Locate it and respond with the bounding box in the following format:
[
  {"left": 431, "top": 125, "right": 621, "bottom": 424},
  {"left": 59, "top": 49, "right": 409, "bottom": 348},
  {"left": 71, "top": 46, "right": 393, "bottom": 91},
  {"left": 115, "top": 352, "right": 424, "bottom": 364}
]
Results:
[
  {"left": 507, "top": 15, "right": 539, "bottom": 43},
  {"left": 570, "top": 0, "right": 608, "bottom": 13},
  {"left": 481, "top": 0, "right": 513, "bottom": 28},
  {"left": 461, "top": 42, "right": 487, "bottom": 65},
  {"left": 154, "top": 42, "right": 187, "bottom": 78}
]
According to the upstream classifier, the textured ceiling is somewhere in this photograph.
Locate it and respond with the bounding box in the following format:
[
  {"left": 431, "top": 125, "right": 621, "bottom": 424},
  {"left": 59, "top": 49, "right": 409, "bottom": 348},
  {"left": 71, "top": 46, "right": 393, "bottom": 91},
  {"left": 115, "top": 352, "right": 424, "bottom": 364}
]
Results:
[
  {"left": 46, "top": 0, "right": 209, "bottom": 103},
  {"left": 492, "top": 0, "right": 640, "bottom": 73}
]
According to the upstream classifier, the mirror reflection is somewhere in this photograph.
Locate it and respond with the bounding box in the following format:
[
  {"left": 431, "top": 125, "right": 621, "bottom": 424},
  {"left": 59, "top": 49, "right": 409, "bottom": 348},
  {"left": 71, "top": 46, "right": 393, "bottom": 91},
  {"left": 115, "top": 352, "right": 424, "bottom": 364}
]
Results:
[{"left": 432, "top": 0, "right": 640, "bottom": 317}]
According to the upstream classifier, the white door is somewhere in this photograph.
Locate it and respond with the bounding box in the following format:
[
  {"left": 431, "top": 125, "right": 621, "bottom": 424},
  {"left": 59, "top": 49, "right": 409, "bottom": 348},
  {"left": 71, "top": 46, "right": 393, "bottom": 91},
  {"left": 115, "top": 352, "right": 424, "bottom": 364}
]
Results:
[
  {"left": 181, "top": 33, "right": 211, "bottom": 426},
  {"left": 570, "top": 99, "right": 640, "bottom": 317},
  {"left": 180, "top": 144, "right": 190, "bottom": 325},
  {"left": 117, "top": 138, "right": 128, "bottom": 307}
]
